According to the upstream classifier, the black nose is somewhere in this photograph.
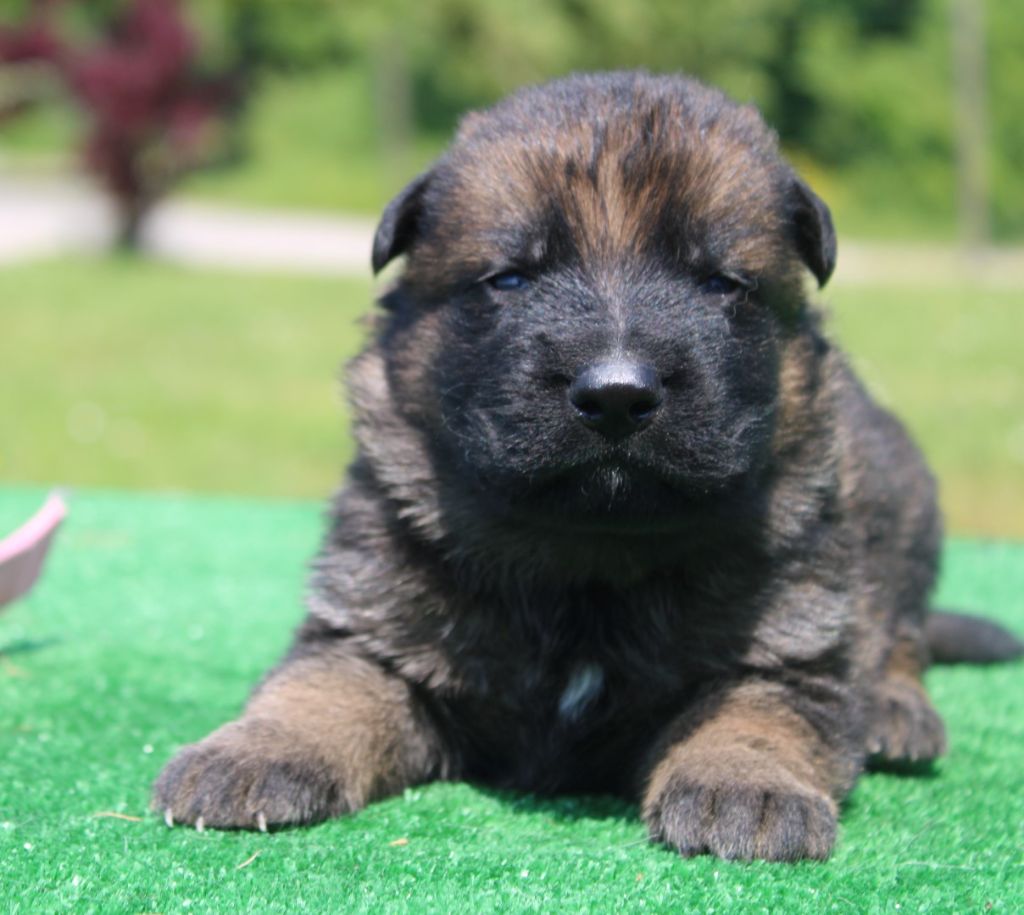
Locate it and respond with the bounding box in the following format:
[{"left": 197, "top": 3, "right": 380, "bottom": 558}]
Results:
[{"left": 568, "top": 361, "right": 663, "bottom": 441}]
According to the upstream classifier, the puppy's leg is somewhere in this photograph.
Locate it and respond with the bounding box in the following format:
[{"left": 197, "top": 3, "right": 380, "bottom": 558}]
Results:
[
  {"left": 641, "top": 679, "right": 860, "bottom": 861},
  {"left": 152, "top": 641, "right": 447, "bottom": 830},
  {"left": 866, "top": 639, "right": 946, "bottom": 766}
]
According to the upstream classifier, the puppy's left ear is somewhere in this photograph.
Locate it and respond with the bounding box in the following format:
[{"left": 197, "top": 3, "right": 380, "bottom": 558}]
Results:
[
  {"left": 372, "top": 170, "right": 432, "bottom": 274},
  {"left": 789, "top": 176, "right": 837, "bottom": 288}
]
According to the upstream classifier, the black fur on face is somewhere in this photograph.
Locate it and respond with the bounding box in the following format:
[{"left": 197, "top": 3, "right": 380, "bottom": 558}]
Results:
[
  {"left": 372, "top": 72, "right": 835, "bottom": 535},
  {"left": 428, "top": 257, "right": 781, "bottom": 527}
]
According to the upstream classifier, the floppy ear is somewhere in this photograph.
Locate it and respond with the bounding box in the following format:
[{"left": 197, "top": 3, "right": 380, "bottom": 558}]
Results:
[
  {"left": 789, "top": 176, "right": 837, "bottom": 288},
  {"left": 372, "top": 171, "right": 432, "bottom": 274}
]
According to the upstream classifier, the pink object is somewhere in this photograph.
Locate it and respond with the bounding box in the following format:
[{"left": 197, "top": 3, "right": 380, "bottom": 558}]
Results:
[{"left": 0, "top": 492, "right": 67, "bottom": 609}]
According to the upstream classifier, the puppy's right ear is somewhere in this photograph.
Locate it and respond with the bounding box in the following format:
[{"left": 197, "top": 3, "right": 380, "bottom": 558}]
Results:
[{"left": 372, "top": 171, "right": 431, "bottom": 274}]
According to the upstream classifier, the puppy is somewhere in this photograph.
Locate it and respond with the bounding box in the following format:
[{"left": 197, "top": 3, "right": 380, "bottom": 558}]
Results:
[{"left": 153, "top": 71, "right": 1022, "bottom": 860}]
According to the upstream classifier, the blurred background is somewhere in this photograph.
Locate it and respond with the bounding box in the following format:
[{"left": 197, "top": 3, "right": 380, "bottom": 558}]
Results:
[{"left": 0, "top": 0, "right": 1021, "bottom": 536}]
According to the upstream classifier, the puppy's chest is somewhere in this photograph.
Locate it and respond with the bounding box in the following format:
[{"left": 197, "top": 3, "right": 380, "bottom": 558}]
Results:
[
  {"left": 554, "top": 660, "right": 606, "bottom": 723},
  {"left": 453, "top": 587, "right": 710, "bottom": 722},
  {"left": 489, "top": 654, "right": 615, "bottom": 728},
  {"left": 439, "top": 585, "right": 752, "bottom": 790},
  {"left": 447, "top": 627, "right": 693, "bottom": 793}
]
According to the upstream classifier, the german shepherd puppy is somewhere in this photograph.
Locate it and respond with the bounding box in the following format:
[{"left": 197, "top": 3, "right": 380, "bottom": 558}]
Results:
[{"left": 154, "top": 71, "right": 1022, "bottom": 860}]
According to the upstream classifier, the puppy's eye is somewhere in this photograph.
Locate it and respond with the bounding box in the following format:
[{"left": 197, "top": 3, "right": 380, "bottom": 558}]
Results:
[
  {"left": 486, "top": 271, "right": 530, "bottom": 291},
  {"left": 699, "top": 273, "right": 743, "bottom": 296}
]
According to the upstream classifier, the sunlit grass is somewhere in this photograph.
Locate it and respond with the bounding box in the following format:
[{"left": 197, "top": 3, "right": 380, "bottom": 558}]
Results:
[
  {"left": 0, "top": 257, "right": 372, "bottom": 499},
  {"left": 829, "top": 283, "right": 1024, "bottom": 537}
]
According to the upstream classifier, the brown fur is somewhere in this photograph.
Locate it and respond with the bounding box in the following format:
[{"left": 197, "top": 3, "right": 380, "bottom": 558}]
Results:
[
  {"left": 153, "top": 71, "right": 1020, "bottom": 860},
  {"left": 642, "top": 683, "right": 841, "bottom": 860}
]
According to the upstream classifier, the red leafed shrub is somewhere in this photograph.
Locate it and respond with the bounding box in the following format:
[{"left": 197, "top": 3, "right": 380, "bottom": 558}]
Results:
[{"left": 0, "top": 0, "right": 244, "bottom": 249}]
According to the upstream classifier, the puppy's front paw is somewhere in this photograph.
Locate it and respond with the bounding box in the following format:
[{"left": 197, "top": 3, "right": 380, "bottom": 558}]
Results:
[
  {"left": 152, "top": 720, "right": 349, "bottom": 831},
  {"left": 643, "top": 752, "right": 837, "bottom": 861},
  {"left": 866, "top": 675, "right": 946, "bottom": 766}
]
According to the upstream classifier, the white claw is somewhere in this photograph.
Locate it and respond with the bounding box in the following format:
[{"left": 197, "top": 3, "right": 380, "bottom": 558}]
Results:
[
  {"left": 164, "top": 808, "right": 174, "bottom": 828},
  {"left": 256, "top": 811, "right": 268, "bottom": 833},
  {"left": 195, "top": 816, "right": 205, "bottom": 833}
]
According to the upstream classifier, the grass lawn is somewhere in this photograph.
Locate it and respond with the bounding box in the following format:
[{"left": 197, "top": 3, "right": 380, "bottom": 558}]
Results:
[
  {"left": 828, "top": 284, "right": 1024, "bottom": 537},
  {"left": 1, "top": 256, "right": 1021, "bottom": 537},
  {"left": 0, "top": 487, "right": 1021, "bottom": 913},
  {"left": 0, "top": 258, "right": 371, "bottom": 500}
]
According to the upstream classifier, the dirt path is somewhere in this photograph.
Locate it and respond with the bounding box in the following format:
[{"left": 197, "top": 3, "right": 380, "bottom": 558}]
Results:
[
  {"left": 2, "top": 174, "right": 1022, "bottom": 286},
  {"left": 0, "top": 175, "right": 375, "bottom": 275}
]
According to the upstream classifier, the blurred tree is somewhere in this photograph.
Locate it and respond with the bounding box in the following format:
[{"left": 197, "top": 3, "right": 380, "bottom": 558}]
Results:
[
  {"left": 0, "top": 0, "right": 244, "bottom": 249},
  {"left": 951, "top": 0, "right": 990, "bottom": 249},
  {"left": 3, "top": 0, "right": 1022, "bottom": 238}
]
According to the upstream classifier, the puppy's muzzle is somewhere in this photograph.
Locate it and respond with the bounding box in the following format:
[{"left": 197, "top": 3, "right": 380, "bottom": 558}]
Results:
[{"left": 569, "top": 360, "right": 663, "bottom": 441}]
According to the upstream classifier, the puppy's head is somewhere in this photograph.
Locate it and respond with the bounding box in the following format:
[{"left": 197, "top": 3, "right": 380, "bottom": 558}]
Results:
[{"left": 368, "top": 72, "right": 835, "bottom": 533}]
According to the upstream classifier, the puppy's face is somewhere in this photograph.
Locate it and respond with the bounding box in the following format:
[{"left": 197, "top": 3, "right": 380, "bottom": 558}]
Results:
[{"left": 372, "top": 73, "right": 835, "bottom": 532}]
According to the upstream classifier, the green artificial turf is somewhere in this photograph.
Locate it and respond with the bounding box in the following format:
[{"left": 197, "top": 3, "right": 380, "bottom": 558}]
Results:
[{"left": 1, "top": 487, "right": 1022, "bottom": 913}]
